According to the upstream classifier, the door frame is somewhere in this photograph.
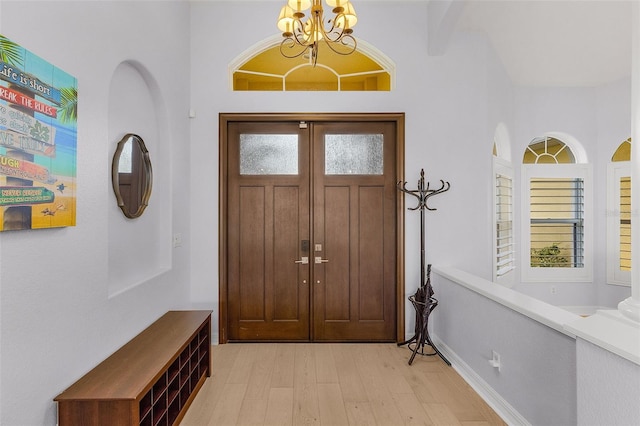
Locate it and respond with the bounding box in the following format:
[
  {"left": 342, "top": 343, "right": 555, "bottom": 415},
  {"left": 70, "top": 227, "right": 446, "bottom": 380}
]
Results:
[{"left": 218, "top": 112, "right": 405, "bottom": 343}]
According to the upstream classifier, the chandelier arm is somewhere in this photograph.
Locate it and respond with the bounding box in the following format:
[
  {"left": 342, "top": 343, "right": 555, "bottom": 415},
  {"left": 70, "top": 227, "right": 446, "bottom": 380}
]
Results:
[
  {"left": 320, "top": 10, "right": 351, "bottom": 43},
  {"left": 325, "top": 9, "right": 347, "bottom": 37},
  {"left": 322, "top": 33, "right": 357, "bottom": 56},
  {"left": 280, "top": 37, "right": 312, "bottom": 59},
  {"left": 292, "top": 17, "right": 313, "bottom": 46}
]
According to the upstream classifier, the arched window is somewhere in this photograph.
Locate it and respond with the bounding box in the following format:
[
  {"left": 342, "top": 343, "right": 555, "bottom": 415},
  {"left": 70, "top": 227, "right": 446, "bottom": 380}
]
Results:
[
  {"left": 230, "top": 37, "right": 394, "bottom": 91},
  {"left": 493, "top": 124, "right": 514, "bottom": 285},
  {"left": 521, "top": 134, "right": 592, "bottom": 282},
  {"left": 523, "top": 136, "right": 575, "bottom": 164},
  {"left": 607, "top": 138, "right": 631, "bottom": 286}
]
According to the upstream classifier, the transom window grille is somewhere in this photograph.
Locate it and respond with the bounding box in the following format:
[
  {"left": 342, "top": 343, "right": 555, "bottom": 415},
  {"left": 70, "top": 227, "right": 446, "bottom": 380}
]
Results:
[
  {"left": 612, "top": 137, "right": 631, "bottom": 162},
  {"left": 523, "top": 136, "right": 575, "bottom": 164}
]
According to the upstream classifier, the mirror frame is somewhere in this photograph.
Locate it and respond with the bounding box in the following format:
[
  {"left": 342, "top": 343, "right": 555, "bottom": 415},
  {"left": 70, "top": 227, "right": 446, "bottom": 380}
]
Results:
[{"left": 111, "top": 133, "right": 153, "bottom": 218}]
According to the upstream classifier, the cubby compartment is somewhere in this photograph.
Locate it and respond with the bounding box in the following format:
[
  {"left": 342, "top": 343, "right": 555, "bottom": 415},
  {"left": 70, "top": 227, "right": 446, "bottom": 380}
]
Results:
[
  {"left": 55, "top": 311, "right": 212, "bottom": 426},
  {"left": 152, "top": 373, "right": 167, "bottom": 403},
  {"left": 168, "top": 358, "right": 180, "bottom": 383},
  {"left": 140, "top": 390, "right": 153, "bottom": 425}
]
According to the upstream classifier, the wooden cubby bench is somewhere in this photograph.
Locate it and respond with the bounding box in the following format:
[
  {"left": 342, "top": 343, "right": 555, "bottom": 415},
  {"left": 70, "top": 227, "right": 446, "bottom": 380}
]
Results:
[{"left": 54, "top": 310, "right": 212, "bottom": 426}]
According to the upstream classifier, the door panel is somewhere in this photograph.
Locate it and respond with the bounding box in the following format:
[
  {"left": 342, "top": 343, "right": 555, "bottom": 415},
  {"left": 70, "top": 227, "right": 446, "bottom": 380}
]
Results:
[
  {"left": 320, "top": 186, "right": 351, "bottom": 322},
  {"left": 273, "top": 186, "right": 304, "bottom": 320},
  {"left": 238, "top": 186, "right": 266, "bottom": 321},
  {"left": 359, "top": 186, "right": 385, "bottom": 321}
]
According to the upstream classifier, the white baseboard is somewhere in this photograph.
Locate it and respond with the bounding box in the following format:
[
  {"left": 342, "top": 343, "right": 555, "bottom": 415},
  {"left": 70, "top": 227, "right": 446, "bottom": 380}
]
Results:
[{"left": 431, "top": 335, "right": 531, "bottom": 426}]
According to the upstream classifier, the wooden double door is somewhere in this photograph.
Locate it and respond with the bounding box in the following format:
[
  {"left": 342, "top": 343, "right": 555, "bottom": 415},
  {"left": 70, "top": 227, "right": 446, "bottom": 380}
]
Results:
[{"left": 221, "top": 114, "right": 403, "bottom": 342}]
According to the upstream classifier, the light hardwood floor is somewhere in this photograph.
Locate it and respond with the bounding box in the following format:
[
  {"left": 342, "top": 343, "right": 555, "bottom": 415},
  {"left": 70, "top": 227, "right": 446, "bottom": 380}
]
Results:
[{"left": 181, "top": 343, "right": 505, "bottom": 426}]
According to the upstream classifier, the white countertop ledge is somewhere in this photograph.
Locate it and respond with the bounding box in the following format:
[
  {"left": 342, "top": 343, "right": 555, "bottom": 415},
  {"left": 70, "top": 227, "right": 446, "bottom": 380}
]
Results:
[
  {"left": 433, "top": 265, "right": 580, "bottom": 337},
  {"left": 433, "top": 265, "right": 640, "bottom": 366},
  {"left": 564, "top": 310, "right": 640, "bottom": 366}
]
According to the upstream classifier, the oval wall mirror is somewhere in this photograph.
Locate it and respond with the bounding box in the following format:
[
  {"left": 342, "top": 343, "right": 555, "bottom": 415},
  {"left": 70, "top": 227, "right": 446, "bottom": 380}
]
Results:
[{"left": 111, "top": 133, "right": 153, "bottom": 218}]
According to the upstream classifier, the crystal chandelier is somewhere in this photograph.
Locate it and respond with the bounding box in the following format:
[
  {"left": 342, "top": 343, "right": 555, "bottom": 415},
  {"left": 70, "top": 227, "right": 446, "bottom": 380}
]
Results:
[{"left": 277, "top": 0, "right": 358, "bottom": 65}]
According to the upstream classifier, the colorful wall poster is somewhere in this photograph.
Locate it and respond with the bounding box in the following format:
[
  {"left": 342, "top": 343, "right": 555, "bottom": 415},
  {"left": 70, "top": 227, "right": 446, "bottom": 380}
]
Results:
[{"left": 0, "top": 34, "right": 77, "bottom": 231}]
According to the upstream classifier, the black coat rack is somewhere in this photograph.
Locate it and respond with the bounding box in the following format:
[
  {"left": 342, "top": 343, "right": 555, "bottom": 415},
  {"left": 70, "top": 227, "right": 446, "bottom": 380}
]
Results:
[{"left": 397, "top": 169, "right": 451, "bottom": 365}]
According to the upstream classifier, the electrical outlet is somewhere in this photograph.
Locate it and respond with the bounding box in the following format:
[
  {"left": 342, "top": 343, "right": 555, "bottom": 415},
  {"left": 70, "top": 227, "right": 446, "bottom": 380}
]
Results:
[
  {"left": 489, "top": 350, "right": 501, "bottom": 372},
  {"left": 551, "top": 286, "right": 557, "bottom": 294},
  {"left": 173, "top": 233, "right": 182, "bottom": 248}
]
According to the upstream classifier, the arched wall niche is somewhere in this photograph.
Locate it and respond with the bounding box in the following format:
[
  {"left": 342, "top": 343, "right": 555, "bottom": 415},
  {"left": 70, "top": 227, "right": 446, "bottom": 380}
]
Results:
[{"left": 107, "top": 60, "right": 171, "bottom": 297}]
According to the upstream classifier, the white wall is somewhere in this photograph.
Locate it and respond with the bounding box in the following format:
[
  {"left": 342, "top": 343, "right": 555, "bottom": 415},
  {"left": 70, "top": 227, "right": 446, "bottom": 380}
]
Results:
[
  {"left": 189, "top": 0, "right": 502, "bottom": 342},
  {"left": 189, "top": 0, "right": 632, "bottom": 339},
  {"left": 513, "top": 86, "right": 599, "bottom": 305},
  {"left": 0, "top": 0, "right": 633, "bottom": 424},
  {"left": 595, "top": 78, "right": 635, "bottom": 307},
  {"left": 512, "top": 81, "right": 632, "bottom": 307},
  {"left": 0, "top": 1, "right": 192, "bottom": 424}
]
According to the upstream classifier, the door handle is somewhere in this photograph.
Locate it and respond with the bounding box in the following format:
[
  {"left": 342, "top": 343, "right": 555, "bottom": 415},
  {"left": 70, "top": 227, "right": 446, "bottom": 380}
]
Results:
[
  {"left": 294, "top": 257, "right": 309, "bottom": 264},
  {"left": 315, "top": 256, "right": 329, "bottom": 264}
]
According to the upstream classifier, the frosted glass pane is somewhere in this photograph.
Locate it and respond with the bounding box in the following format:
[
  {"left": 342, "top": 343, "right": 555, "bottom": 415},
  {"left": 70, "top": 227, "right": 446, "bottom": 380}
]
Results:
[
  {"left": 240, "top": 134, "right": 298, "bottom": 175},
  {"left": 325, "top": 134, "right": 383, "bottom": 175}
]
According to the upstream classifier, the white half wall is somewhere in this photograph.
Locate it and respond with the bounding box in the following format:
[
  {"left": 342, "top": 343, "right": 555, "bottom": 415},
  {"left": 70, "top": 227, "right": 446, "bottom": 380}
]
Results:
[
  {"left": 576, "top": 338, "right": 640, "bottom": 426},
  {"left": 433, "top": 266, "right": 578, "bottom": 425}
]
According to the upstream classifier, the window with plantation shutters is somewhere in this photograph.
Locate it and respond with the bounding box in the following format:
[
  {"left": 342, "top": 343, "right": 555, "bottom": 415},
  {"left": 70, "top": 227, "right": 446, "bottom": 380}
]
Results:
[
  {"left": 495, "top": 170, "right": 514, "bottom": 277},
  {"left": 493, "top": 129, "right": 514, "bottom": 285},
  {"left": 607, "top": 138, "right": 631, "bottom": 286},
  {"left": 620, "top": 176, "right": 632, "bottom": 271},
  {"left": 529, "top": 177, "right": 584, "bottom": 268},
  {"left": 521, "top": 135, "right": 592, "bottom": 282}
]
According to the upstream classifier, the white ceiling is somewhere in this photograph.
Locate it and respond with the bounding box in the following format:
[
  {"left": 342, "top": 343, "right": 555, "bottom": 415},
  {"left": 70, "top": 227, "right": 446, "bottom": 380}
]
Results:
[
  {"left": 455, "top": 0, "right": 633, "bottom": 87},
  {"left": 204, "top": 0, "right": 633, "bottom": 86}
]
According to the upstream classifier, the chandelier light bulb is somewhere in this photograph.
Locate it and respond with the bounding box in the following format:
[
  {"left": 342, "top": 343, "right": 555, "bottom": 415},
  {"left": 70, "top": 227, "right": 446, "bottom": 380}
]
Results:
[
  {"left": 335, "top": 2, "right": 357, "bottom": 31},
  {"left": 288, "top": 0, "right": 311, "bottom": 13},
  {"left": 277, "top": 5, "right": 295, "bottom": 35},
  {"left": 326, "top": 0, "right": 347, "bottom": 12}
]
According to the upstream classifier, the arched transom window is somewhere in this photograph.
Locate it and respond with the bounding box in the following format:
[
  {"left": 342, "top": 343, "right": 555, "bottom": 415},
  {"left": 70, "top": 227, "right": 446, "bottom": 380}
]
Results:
[
  {"left": 523, "top": 136, "right": 575, "bottom": 164},
  {"left": 231, "top": 38, "right": 393, "bottom": 91}
]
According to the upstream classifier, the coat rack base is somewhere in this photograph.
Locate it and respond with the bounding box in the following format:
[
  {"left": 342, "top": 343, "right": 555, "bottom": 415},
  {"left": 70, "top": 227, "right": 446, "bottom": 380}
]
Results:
[{"left": 398, "top": 295, "right": 451, "bottom": 366}]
